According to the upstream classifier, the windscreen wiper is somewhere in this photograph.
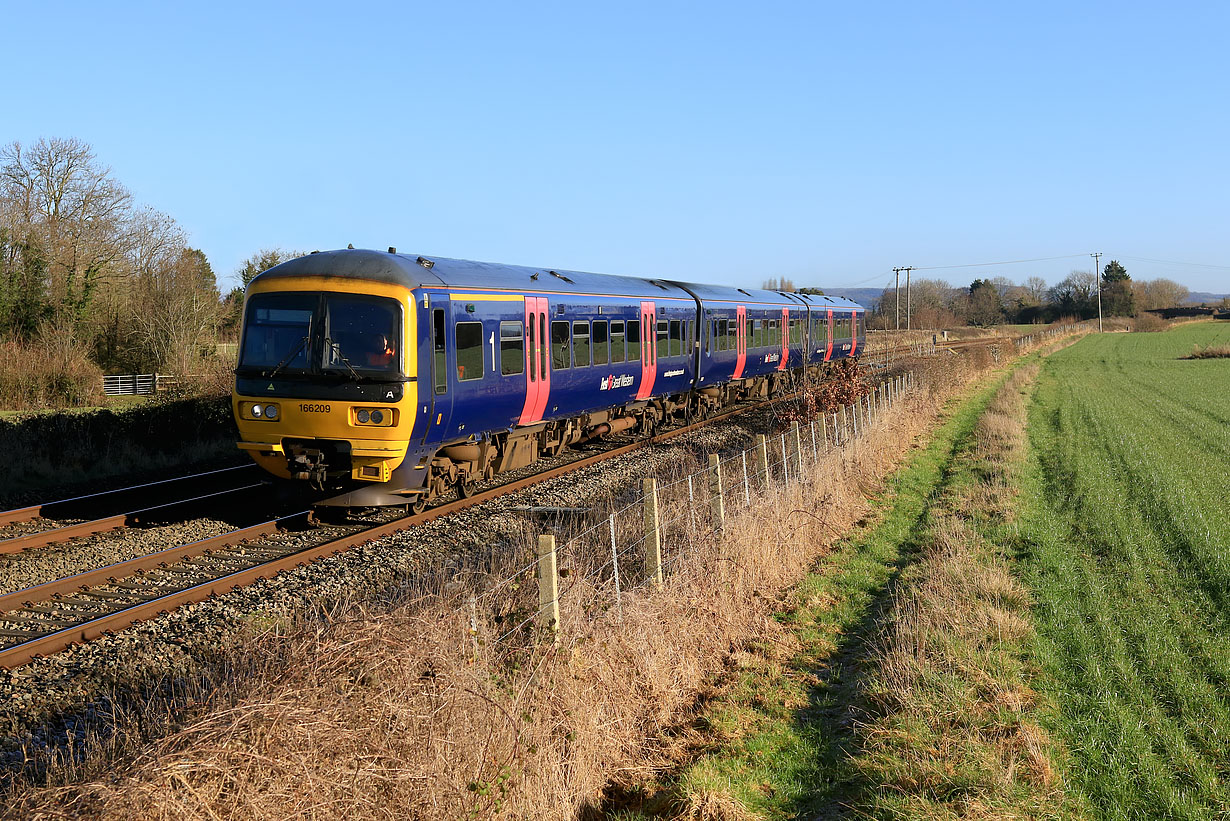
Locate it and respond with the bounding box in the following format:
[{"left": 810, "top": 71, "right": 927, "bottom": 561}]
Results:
[
  {"left": 322, "top": 337, "right": 364, "bottom": 380},
  {"left": 266, "top": 335, "right": 310, "bottom": 380}
]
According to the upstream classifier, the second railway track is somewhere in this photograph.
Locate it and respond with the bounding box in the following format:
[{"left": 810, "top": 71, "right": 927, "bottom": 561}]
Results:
[{"left": 0, "top": 386, "right": 817, "bottom": 669}]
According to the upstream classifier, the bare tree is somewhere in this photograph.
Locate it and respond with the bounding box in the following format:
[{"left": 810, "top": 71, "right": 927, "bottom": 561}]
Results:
[{"left": 0, "top": 138, "right": 136, "bottom": 323}]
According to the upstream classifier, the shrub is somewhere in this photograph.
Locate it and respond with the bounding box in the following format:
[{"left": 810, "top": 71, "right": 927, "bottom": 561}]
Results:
[
  {"left": 0, "top": 333, "right": 103, "bottom": 410},
  {"left": 1131, "top": 313, "right": 1169, "bottom": 333}
]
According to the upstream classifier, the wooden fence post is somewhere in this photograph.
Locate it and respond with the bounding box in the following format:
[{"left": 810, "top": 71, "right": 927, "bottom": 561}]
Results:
[
  {"left": 643, "top": 478, "right": 663, "bottom": 585},
  {"left": 756, "top": 434, "right": 769, "bottom": 482},
  {"left": 709, "top": 453, "right": 724, "bottom": 527},
  {"left": 792, "top": 421, "right": 804, "bottom": 476},
  {"left": 537, "top": 534, "right": 560, "bottom": 642}
]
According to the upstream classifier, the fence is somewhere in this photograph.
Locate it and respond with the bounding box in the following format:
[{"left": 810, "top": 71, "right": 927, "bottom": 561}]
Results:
[
  {"left": 452, "top": 371, "right": 918, "bottom": 653},
  {"left": 101, "top": 374, "right": 177, "bottom": 396}
]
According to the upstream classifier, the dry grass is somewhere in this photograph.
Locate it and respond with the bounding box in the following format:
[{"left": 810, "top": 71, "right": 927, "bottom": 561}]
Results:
[
  {"left": 0, "top": 332, "right": 103, "bottom": 410},
  {"left": 6, "top": 380, "right": 943, "bottom": 820},
  {"left": 5, "top": 330, "right": 1092, "bottom": 820},
  {"left": 1131, "top": 313, "right": 1170, "bottom": 333},
  {"left": 1182, "top": 343, "right": 1230, "bottom": 359},
  {"left": 855, "top": 358, "right": 1072, "bottom": 816}
]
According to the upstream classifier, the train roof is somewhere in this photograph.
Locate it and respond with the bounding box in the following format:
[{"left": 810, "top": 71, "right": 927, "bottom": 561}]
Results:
[{"left": 251, "top": 248, "right": 864, "bottom": 310}]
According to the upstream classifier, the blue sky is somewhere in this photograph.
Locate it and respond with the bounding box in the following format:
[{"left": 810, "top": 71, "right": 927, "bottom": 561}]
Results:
[{"left": 5, "top": 1, "right": 1228, "bottom": 293}]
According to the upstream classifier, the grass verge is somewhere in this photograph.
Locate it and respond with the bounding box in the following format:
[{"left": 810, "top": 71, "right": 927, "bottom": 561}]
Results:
[{"left": 606, "top": 351, "right": 1086, "bottom": 819}]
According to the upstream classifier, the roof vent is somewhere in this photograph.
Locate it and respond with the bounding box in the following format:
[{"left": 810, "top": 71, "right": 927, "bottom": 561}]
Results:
[
  {"left": 416, "top": 256, "right": 434, "bottom": 269},
  {"left": 388, "top": 246, "right": 397, "bottom": 254},
  {"left": 347, "top": 243, "right": 354, "bottom": 249},
  {"left": 530, "top": 272, "right": 540, "bottom": 280},
  {"left": 548, "top": 270, "right": 575, "bottom": 284},
  {"left": 737, "top": 288, "right": 751, "bottom": 296},
  {"left": 649, "top": 279, "right": 670, "bottom": 291},
  {"left": 309, "top": 250, "right": 319, "bottom": 254}
]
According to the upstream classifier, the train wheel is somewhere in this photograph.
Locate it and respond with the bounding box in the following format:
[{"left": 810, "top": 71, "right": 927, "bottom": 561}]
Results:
[
  {"left": 456, "top": 476, "right": 477, "bottom": 498},
  {"left": 408, "top": 496, "right": 427, "bottom": 515}
]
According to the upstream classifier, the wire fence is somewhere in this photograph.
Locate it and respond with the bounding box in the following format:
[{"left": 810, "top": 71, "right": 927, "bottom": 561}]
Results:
[
  {"left": 445, "top": 322, "right": 1085, "bottom": 662},
  {"left": 454, "top": 370, "right": 919, "bottom": 660}
]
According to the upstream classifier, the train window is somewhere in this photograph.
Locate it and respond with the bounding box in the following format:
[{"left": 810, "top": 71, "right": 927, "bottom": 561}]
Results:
[
  {"left": 687, "top": 320, "right": 695, "bottom": 352},
  {"left": 551, "top": 321, "right": 570, "bottom": 369},
  {"left": 573, "top": 321, "right": 590, "bottom": 367},
  {"left": 717, "top": 319, "right": 727, "bottom": 352},
  {"left": 726, "top": 319, "right": 737, "bottom": 351},
  {"left": 668, "top": 320, "right": 682, "bottom": 356},
  {"left": 611, "top": 320, "right": 625, "bottom": 363},
  {"left": 433, "top": 309, "right": 447, "bottom": 395},
  {"left": 753, "top": 319, "right": 763, "bottom": 348},
  {"left": 455, "top": 322, "right": 483, "bottom": 381},
  {"left": 593, "top": 320, "right": 609, "bottom": 366},
  {"left": 656, "top": 320, "right": 668, "bottom": 359},
  {"left": 239, "top": 293, "right": 316, "bottom": 372},
  {"left": 500, "top": 321, "right": 524, "bottom": 375},
  {"left": 790, "top": 319, "right": 801, "bottom": 344},
  {"left": 626, "top": 319, "right": 640, "bottom": 364},
  {"left": 745, "top": 317, "right": 753, "bottom": 349}
]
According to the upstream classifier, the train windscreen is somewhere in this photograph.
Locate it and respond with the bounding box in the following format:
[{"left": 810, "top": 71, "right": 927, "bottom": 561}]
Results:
[{"left": 238, "top": 292, "right": 402, "bottom": 377}]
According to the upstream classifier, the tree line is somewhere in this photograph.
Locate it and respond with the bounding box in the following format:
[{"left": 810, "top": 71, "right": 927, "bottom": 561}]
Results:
[
  {"left": 0, "top": 137, "right": 299, "bottom": 406},
  {"left": 870, "top": 264, "right": 1192, "bottom": 329}
]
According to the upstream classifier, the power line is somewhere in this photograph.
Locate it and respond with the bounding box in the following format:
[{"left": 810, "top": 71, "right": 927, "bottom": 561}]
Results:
[
  {"left": 915, "top": 252, "right": 1087, "bottom": 270},
  {"left": 1117, "top": 255, "right": 1230, "bottom": 270}
]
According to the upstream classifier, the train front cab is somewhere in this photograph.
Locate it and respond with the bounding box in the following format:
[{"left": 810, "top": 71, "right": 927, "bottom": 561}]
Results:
[{"left": 232, "top": 275, "right": 418, "bottom": 497}]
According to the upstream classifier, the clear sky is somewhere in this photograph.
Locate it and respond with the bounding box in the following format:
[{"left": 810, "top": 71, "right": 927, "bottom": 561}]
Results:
[{"left": 4, "top": 0, "right": 1228, "bottom": 294}]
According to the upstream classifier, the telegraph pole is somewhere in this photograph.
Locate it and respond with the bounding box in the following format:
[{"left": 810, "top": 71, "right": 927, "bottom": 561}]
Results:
[
  {"left": 1091, "top": 252, "right": 1103, "bottom": 332},
  {"left": 893, "top": 266, "right": 915, "bottom": 331},
  {"left": 894, "top": 268, "right": 901, "bottom": 330}
]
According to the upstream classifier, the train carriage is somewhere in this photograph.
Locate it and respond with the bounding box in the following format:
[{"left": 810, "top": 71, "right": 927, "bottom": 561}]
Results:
[{"left": 233, "top": 248, "right": 865, "bottom": 510}]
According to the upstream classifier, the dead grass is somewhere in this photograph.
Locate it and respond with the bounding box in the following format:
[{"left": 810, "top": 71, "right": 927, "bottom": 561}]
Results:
[
  {"left": 4, "top": 378, "right": 945, "bottom": 820},
  {"left": 4, "top": 330, "right": 1091, "bottom": 820},
  {"left": 1182, "top": 343, "right": 1230, "bottom": 359},
  {"left": 854, "top": 356, "right": 1074, "bottom": 816}
]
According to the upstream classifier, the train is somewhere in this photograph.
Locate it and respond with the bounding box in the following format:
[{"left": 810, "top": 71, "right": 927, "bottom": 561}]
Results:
[{"left": 232, "top": 248, "right": 866, "bottom": 510}]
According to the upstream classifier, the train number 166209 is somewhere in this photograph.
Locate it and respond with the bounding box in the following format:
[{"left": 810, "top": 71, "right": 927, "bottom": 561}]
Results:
[{"left": 298, "top": 403, "right": 332, "bottom": 414}]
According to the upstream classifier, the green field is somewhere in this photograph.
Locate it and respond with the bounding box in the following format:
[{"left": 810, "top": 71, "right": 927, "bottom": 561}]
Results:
[{"left": 1020, "top": 321, "right": 1230, "bottom": 817}]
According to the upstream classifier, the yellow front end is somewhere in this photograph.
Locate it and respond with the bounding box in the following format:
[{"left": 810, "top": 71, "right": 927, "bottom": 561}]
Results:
[{"left": 232, "top": 275, "right": 418, "bottom": 485}]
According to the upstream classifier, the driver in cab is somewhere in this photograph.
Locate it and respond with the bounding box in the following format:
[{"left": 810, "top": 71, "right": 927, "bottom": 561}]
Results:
[{"left": 366, "top": 333, "right": 395, "bottom": 367}]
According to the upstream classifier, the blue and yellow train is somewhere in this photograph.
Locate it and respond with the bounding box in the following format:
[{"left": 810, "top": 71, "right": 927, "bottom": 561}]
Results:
[{"left": 232, "top": 248, "right": 866, "bottom": 509}]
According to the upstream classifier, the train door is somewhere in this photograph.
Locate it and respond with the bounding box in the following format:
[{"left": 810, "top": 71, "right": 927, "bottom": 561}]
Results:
[
  {"left": 635, "top": 301, "right": 656, "bottom": 399},
  {"left": 850, "top": 310, "right": 860, "bottom": 356},
  {"left": 518, "top": 296, "right": 550, "bottom": 424},
  {"left": 733, "top": 305, "right": 747, "bottom": 379},
  {"left": 424, "top": 302, "right": 454, "bottom": 443},
  {"left": 824, "top": 308, "right": 834, "bottom": 361},
  {"left": 778, "top": 308, "right": 789, "bottom": 371}
]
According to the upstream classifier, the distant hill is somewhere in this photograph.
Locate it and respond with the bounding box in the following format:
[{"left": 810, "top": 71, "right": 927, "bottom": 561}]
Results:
[
  {"left": 1185, "top": 292, "right": 1229, "bottom": 305},
  {"left": 817, "top": 287, "right": 882, "bottom": 307}
]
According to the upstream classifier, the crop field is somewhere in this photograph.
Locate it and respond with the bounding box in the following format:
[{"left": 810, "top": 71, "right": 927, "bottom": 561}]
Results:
[{"left": 1019, "top": 321, "right": 1230, "bottom": 817}]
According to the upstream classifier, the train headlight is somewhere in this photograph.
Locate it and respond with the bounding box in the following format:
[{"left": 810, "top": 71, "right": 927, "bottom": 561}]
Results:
[
  {"left": 264, "top": 404, "right": 280, "bottom": 420},
  {"left": 251, "top": 404, "right": 262, "bottom": 418},
  {"left": 357, "top": 409, "right": 370, "bottom": 423},
  {"left": 370, "top": 410, "right": 384, "bottom": 424}
]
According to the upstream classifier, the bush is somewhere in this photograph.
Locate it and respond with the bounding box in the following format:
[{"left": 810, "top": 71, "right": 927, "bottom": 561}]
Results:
[
  {"left": 0, "top": 334, "right": 103, "bottom": 410},
  {"left": 1132, "top": 313, "right": 1169, "bottom": 333}
]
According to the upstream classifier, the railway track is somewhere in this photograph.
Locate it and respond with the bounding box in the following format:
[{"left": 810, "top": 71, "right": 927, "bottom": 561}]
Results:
[{"left": 0, "top": 334, "right": 1009, "bottom": 669}]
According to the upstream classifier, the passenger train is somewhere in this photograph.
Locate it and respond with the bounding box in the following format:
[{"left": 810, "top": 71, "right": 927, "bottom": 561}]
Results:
[{"left": 232, "top": 248, "right": 866, "bottom": 509}]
